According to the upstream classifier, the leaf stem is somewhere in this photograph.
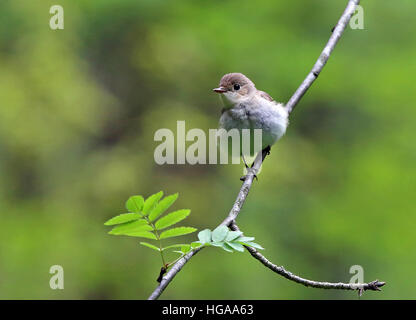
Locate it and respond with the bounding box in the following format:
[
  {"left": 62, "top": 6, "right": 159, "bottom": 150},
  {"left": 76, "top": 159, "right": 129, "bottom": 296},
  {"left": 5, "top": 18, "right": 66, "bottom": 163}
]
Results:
[{"left": 145, "top": 216, "right": 166, "bottom": 267}]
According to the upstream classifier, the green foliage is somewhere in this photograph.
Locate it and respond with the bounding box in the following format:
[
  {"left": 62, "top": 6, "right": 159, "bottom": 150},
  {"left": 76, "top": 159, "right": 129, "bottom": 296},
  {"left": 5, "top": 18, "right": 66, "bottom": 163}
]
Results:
[
  {"left": 142, "top": 191, "right": 164, "bottom": 215},
  {"left": 197, "top": 226, "right": 264, "bottom": 253},
  {"left": 104, "top": 213, "right": 143, "bottom": 226},
  {"left": 105, "top": 191, "right": 197, "bottom": 268},
  {"left": 159, "top": 226, "right": 197, "bottom": 239},
  {"left": 149, "top": 193, "right": 179, "bottom": 222},
  {"left": 155, "top": 209, "right": 191, "bottom": 230},
  {"left": 105, "top": 192, "right": 263, "bottom": 272},
  {"left": 125, "top": 196, "right": 145, "bottom": 214}
]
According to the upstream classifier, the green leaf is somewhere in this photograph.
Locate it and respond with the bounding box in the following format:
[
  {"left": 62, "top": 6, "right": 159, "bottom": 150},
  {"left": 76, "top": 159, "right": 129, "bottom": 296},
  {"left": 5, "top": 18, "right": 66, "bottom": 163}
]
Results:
[
  {"left": 119, "top": 231, "right": 157, "bottom": 239},
  {"left": 140, "top": 242, "right": 160, "bottom": 251},
  {"left": 148, "top": 193, "right": 179, "bottom": 222},
  {"left": 143, "top": 191, "right": 164, "bottom": 215},
  {"left": 220, "top": 243, "right": 234, "bottom": 252},
  {"left": 161, "top": 244, "right": 187, "bottom": 251},
  {"left": 154, "top": 209, "right": 190, "bottom": 230},
  {"left": 104, "top": 213, "right": 141, "bottom": 226},
  {"left": 191, "top": 241, "right": 202, "bottom": 248},
  {"left": 212, "top": 225, "right": 229, "bottom": 242},
  {"left": 125, "top": 196, "right": 144, "bottom": 213},
  {"left": 236, "top": 236, "right": 255, "bottom": 242},
  {"left": 159, "top": 227, "right": 197, "bottom": 239},
  {"left": 225, "top": 231, "right": 243, "bottom": 242},
  {"left": 226, "top": 241, "right": 245, "bottom": 252},
  {"left": 198, "top": 229, "right": 212, "bottom": 244},
  {"left": 181, "top": 244, "right": 191, "bottom": 254},
  {"left": 108, "top": 220, "right": 151, "bottom": 235},
  {"left": 241, "top": 241, "right": 264, "bottom": 250}
]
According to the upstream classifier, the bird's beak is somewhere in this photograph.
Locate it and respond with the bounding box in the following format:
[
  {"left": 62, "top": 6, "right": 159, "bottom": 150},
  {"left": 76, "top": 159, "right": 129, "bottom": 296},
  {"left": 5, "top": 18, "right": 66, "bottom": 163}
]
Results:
[{"left": 213, "top": 87, "right": 227, "bottom": 93}]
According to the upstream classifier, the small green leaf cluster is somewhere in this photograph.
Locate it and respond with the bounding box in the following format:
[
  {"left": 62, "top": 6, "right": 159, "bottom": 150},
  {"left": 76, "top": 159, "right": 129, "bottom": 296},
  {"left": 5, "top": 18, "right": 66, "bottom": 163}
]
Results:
[
  {"left": 104, "top": 191, "right": 197, "bottom": 266},
  {"left": 105, "top": 191, "right": 264, "bottom": 273},
  {"left": 197, "top": 225, "right": 264, "bottom": 252}
]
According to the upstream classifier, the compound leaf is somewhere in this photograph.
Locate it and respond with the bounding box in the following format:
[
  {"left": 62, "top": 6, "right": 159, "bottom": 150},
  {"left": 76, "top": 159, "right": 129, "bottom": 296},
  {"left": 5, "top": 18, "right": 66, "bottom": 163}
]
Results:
[
  {"left": 197, "top": 229, "right": 212, "bottom": 244},
  {"left": 140, "top": 242, "right": 160, "bottom": 251},
  {"left": 143, "top": 191, "right": 164, "bottom": 215},
  {"left": 148, "top": 193, "right": 178, "bottom": 222},
  {"left": 159, "top": 227, "right": 197, "bottom": 239},
  {"left": 236, "top": 236, "right": 255, "bottom": 243},
  {"left": 225, "top": 231, "right": 243, "bottom": 242},
  {"left": 119, "top": 231, "right": 157, "bottom": 239},
  {"left": 212, "top": 225, "right": 229, "bottom": 242},
  {"left": 154, "top": 209, "right": 190, "bottom": 230},
  {"left": 104, "top": 213, "right": 141, "bottom": 226},
  {"left": 226, "top": 241, "right": 245, "bottom": 252},
  {"left": 242, "top": 241, "right": 264, "bottom": 250},
  {"left": 125, "top": 196, "right": 144, "bottom": 213},
  {"left": 108, "top": 220, "right": 150, "bottom": 235}
]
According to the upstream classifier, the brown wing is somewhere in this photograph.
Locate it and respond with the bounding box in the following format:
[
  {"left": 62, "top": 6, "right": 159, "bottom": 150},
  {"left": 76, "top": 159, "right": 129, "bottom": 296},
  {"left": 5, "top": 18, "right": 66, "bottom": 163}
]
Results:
[{"left": 257, "top": 90, "right": 274, "bottom": 102}]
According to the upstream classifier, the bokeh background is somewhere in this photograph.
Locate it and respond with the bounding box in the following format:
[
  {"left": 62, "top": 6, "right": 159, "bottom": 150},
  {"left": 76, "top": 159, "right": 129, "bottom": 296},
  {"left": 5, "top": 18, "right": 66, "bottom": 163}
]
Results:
[{"left": 0, "top": 0, "right": 415, "bottom": 299}]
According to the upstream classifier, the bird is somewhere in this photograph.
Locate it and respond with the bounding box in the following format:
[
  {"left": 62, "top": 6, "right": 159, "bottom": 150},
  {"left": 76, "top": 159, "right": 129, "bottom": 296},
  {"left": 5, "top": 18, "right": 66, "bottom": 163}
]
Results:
[{"left": 213, "top": 73, "right": 289, "bottom": 169}]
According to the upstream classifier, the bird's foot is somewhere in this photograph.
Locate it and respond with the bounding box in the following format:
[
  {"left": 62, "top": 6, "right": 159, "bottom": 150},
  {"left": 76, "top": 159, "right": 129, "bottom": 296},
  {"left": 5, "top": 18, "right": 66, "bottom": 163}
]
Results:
[
  {"left": 241, "top": 154, "right": 250, "bottom": 169},
  {"left": 263, "top": 145, "right": 271, "bottom": 157},
  {"left": 240, "top": 167, "right": 258, "bottom": 182}
]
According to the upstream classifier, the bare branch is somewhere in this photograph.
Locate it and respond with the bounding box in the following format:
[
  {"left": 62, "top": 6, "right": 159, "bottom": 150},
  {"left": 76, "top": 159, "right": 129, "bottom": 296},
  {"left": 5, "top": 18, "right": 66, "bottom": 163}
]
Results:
[
  {"left": 229, "top": 222, "right": 386, "bottom": 296},
  {"left": 147, "top": 0, "right": 376, "bottom": 300},
  {"left": 148, "top": 148, "right": 267, "bottom": 300},
  {"left": 286, "top": 0, "right": 360, "bottom": 114}
]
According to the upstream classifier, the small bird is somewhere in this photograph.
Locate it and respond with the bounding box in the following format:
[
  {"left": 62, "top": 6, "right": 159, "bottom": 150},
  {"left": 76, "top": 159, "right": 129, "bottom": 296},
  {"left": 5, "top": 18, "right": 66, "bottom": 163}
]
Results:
[{"left": 213, "top": 73, "right": 288, "bottom": 167}]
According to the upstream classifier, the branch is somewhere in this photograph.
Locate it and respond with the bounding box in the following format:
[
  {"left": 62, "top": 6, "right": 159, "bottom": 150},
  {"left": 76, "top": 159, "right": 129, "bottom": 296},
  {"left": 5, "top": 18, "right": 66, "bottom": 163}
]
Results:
[
  {"left": 229, "top": 222, "right": 386, "bottom": 296},
  {"left": 148, "top": 149, "right": 266, "bottom": 300},
  {"left": 286, "top": 0, "right": 360, "bottom": 114},
  {"left": 148, "top": 0, "right": 380, "bottom": 300}
]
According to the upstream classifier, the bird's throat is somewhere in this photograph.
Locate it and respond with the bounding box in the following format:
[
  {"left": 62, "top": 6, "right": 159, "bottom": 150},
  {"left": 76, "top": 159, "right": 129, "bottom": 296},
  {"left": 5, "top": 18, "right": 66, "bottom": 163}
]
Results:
[{"left": 220, "top": 94, "right": 235, "bottom": 110}]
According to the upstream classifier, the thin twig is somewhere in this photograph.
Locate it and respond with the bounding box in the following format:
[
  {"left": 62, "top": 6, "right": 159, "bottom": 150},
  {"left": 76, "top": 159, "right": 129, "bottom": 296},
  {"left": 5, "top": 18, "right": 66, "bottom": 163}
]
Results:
[
  {"left": 286, "top": 0, "right": 360, "bottom": 114},
  {"left": 147, "top": 0, "right": 379, "bottom": 300},
  {"left": 148, "top": 151, "right": 265, "bottom": 300},
  {"left": 229, "top": 222, "right": 385, "bottom": 296}
]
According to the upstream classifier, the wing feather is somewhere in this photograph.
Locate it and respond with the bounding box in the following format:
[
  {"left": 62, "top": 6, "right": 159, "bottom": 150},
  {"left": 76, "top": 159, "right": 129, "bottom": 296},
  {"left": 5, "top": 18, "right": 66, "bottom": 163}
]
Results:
[{"left": 257, "top": 90, "right": 274, "bottom": 102}]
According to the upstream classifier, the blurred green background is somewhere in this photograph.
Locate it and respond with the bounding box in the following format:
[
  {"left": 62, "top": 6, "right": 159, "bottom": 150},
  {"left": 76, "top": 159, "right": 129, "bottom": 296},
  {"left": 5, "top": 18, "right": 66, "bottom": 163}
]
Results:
[{"left": 0, "top": 0, "right": 415, "bottom": 299}]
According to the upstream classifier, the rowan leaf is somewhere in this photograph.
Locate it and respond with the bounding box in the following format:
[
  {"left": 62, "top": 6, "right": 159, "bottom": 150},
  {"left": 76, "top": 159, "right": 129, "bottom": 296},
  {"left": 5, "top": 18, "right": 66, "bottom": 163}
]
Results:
[
  {"left": 220, "top": 242, "right": 234, "bottom": 252},
  {"left": 154, "top": 209, "right": 190, "bottom": 230},
  {"left": 119, "top": 231, "right": 157, "bottom": 239},
  {"left": 148, "top": 193, "right": 178, "bottom": 222},
  {"left": 212, "top": 225, "right": 229, "bottom": 242},
  {"left": 140, "top": 242, "right": 160, "bottom": 251},
  {"left": 104, "top": 213, "right": 141, "bottom": 226},
  {"left": 226, "top": 241, "right": 245, "bottom": 252},
  {"left": 142, "top": 191, "right": 164, "bottom": 215},
  {"left": 161, "top": 244, "right": 187, "bottom": 251},
  {"left": 159, "top": 227, "right": 197, "bottom": 239},
  {"left": 225, "top": 231, "right": 243, "bottom": 242},
  {"left": 236, "top": 236, "right": 255, "bottom": 243},
  {"left": 241, "top": 241, "right": 264, "bottom": 250},
  {"left": 108, "top": 220, "right": 150, "bottom": 235},
  {"left": 125, "top": 196, "right": 144, "bottom": 213},
  {"left": 191, "top": 241, "right": 202, "bottom": 248},
  {"left": 198, "top": 229, "right": 212, "bottom": 244},
  {"left": 181, "top": 244, "right": 191, "bottom": 254}
]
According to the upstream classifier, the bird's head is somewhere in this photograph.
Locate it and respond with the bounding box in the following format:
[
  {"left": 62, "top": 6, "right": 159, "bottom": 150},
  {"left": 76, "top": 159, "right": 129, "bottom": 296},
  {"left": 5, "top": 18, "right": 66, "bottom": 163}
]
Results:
[{"left": 213, "top": 73, "right": 256, "bottom": 105}]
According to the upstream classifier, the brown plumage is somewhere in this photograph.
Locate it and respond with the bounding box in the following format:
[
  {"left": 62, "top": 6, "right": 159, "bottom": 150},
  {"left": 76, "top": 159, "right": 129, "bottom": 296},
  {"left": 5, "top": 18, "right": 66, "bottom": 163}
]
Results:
[{"left": 215, "top": 73, "right": 274, "bottom": 101}]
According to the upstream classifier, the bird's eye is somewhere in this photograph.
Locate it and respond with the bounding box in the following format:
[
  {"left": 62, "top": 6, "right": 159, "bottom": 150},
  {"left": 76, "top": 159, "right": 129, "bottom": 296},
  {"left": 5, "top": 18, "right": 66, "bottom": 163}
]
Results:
[{"left": 233, "top": 84, "right": 240, "bottom": 91}]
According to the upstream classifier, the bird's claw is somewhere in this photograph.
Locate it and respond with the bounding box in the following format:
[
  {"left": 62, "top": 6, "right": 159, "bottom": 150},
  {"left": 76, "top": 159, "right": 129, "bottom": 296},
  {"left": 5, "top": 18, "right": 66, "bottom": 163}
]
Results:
[{"left": 240, "top": 168, "right": 258, "bottom": 181}]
